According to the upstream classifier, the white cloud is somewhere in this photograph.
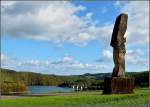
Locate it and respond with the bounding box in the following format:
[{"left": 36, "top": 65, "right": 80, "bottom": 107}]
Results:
[
  {"left": 1, "top": 53, "right": 107, "bottom": 75},
  {"left": 121, "top": 1, "right": 149, "bottom": 46},
  {"left": 98, "top": 48, "right": 147, "bottom": 66},
  {"left": 1, "top": 1, "right": 98, "bottom": 46},
  {"left": 126, "top": 49, "right": 148, "bottom": 65},
  {"left": 1, "top": 53, "right": 19, "bottom": 69},
  {"left": 1, "top": 1, "right": 115, "bottom": 47},
  {"left": 102, "top": 49, "right": 113, "bottom": 60},
  {"left": 1, "top": 1, "right": 16, "bottom": 6},
  {"left": 127, "top": 49, "right": 144, "bottom": 57},
  {"left": 1, "top": 1, "right": 149, "bottom": 47},
  {"left": 1, "top": 53, "right": 7, "bottom": 61},
  {"left": 114, "top": 1, "right": 121, "bottom": 8},
  {"left": 1, "top": 1, "right": 149, "bottom": 73},
  {"left": 85, "top": 12, "right": 93, "bottom": 19}
]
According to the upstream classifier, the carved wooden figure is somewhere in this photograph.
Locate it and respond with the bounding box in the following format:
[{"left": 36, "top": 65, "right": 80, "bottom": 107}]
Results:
[
  {"left": 103, "top": 13, "right": 134, "bottom": 94},
  {"left": 110, "top": 13, "right": 128, "bottom": 77}
]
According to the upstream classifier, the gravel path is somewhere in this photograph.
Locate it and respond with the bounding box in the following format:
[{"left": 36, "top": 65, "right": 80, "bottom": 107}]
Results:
[
  {"left": 0, "top": 92, "right": 101, "bottom": 99},
  {"left": 0, "top": 95, "right": 27, "bottom": 99}
]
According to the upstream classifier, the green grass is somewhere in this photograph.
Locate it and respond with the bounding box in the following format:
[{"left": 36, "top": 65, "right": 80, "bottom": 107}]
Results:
[{"left": 0, "top": 88, "right": 149, "bottom": 107}]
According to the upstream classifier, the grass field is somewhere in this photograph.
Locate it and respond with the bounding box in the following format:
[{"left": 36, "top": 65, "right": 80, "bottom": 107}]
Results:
[{"left": 0, "top": 88, "right": 149, "bottom": 107}]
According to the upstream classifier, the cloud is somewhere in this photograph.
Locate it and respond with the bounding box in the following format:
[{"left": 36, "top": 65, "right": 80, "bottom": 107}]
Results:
[
  {"left": 1, "top": 53, "right": 107, "bottom": 75},
  {"left": 108, "top": 1, "right": 149, "bottom": 70},
  {"left": 121, "top": 1, "right": 149, "bottom": 46},
  {"left": 1, "top": 1, "right": 116, "bottom": 47},
  {"left": 1, "top": 53, "right": 7, "bottom": 61},
  {"left": 1, "top": 53, "right": 19, "bottom": 69},
  {"left": 1, "top": 1, "right": 149, "bottom": 73},
  {"left": 96, "top": 49, "right": 113, "bottom": 62},
  {"left": 102, "top": 49, "right": 113, "bottom": 60},
  {"left": 1, "top": 1, "right": 98, "bottom": 46},
  {"left": 1, "top": 1, "right": 16, "bottom": 6},
  {"left": 1, "top": 1, "right": 149, "bottom": 47},
  {"left": 127, "top": 49, "right": 144, "bottom": 57},
  {"left": 126, "top": 49, "right": 148, "bottom": 65},
  {"left": 51, "top": 55, "right": 79, "bottom": 65},
  {"left": 114, "top": 1, "right": 121, "bottom": 8},
  {"left": 97, "top": 48, "right": 148, "bottom": 66}
]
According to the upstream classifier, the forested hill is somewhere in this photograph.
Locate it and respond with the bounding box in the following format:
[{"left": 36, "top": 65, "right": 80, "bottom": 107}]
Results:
[{"left": 1, "top": 68, "right": 149, "bottom": 87}]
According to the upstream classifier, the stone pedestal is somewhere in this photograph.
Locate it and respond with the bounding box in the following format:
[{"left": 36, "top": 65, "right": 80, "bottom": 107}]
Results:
[{"left": 103, "top": 77, "right": 134, "bottom": 94}]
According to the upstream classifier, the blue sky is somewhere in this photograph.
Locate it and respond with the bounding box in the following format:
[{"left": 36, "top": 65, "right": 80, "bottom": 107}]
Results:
[{"left": 1, "top": 1, "right": 149, "bottom": 75}]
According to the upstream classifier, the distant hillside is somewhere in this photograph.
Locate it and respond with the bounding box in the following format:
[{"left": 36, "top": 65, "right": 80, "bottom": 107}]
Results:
[
  {"left": 1, "top": 68, "right": 149, "bottom": 87},
  {"left": 1, "top": 68, "right": 90, "bottom": 86},
  {"left": 80, "top": 71, "right": 146, "bottom": 80}
]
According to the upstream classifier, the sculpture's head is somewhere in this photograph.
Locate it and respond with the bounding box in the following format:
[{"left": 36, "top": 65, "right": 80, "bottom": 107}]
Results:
[{"left": 110, "top": 13, "right": 128, "bottom": 48}]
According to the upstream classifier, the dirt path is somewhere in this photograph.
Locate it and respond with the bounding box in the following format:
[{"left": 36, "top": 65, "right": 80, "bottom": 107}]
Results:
[
  {"left": 0, "top": 92, "right": 102, "bottom": 99},
  {"left": 0, "top": 95, "right": 27, "bottom": 99}
]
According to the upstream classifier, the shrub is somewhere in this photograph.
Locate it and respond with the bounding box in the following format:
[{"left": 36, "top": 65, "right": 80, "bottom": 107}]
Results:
[{"left": 1, "top": 81, "right": 27, "bottom": 94}]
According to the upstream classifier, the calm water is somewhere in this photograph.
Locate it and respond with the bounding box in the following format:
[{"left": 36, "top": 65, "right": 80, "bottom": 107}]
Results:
[{"left": 28, "top": 86, "right": 74, "bottom": 94}]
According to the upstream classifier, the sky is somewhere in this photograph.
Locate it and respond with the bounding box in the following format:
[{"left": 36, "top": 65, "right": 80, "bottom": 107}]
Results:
[{"left": 1, "top": 1, "right": 149, "bottom": 75}]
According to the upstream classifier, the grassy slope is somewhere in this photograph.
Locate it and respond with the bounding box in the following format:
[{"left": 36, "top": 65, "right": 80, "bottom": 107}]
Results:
[{"left": 0, "top": 88, "right": 149, "bottom": 107}]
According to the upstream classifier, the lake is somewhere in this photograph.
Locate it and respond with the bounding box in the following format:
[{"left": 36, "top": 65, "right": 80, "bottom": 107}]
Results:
[{"left": 28, "top": 86, "right": 74, "bottom": 94}]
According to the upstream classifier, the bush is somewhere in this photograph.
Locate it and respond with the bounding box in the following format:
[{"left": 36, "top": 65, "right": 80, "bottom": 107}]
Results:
[{"left": 1, "top": 81, "right": 27, "bottom": 94}]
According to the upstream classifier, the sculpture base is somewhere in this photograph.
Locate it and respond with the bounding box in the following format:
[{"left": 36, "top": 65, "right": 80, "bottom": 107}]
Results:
[{"left": 103, "top": 77, "right": 134, "bottom": 94}]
